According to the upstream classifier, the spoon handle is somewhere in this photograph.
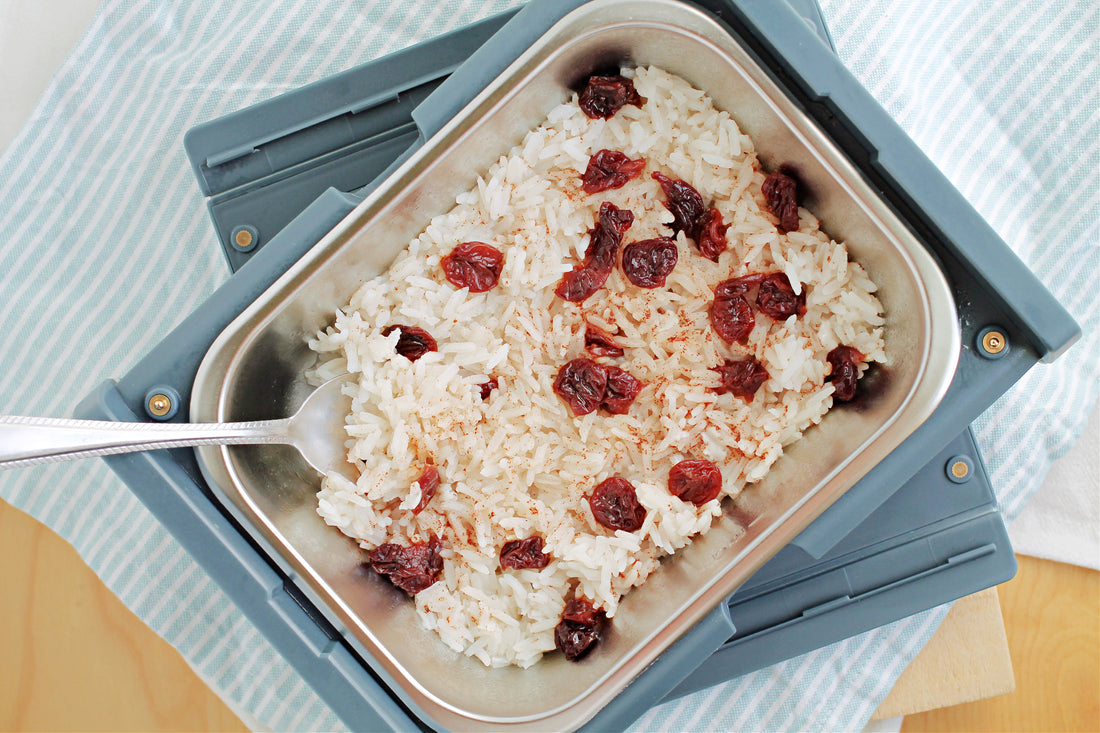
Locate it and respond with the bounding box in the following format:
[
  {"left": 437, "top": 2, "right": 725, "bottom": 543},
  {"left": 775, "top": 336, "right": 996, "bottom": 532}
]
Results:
[{"left": 0, "top": 415, "right": 291, "bottom": 470}]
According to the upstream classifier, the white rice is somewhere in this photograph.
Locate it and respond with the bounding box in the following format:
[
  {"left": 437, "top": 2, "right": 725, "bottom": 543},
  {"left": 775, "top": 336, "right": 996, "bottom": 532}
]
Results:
[{"left": 308, "top": 66, "right": 885, "bottom": 668}]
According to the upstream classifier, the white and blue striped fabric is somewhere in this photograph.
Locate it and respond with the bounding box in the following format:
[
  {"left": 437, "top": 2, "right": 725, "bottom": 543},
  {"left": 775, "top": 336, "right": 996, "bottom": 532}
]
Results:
[{"left": 0, "top": 1, "right": 1096, "bottom": 730}]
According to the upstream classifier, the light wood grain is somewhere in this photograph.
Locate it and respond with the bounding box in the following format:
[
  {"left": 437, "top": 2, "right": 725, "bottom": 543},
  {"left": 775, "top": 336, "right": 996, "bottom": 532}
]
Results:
[
  {"left": 0, "top": 500, "right": 247, "bottom": 732},
  {"left": 902, "top": 555, "right": 1100, "bottom": 733}
]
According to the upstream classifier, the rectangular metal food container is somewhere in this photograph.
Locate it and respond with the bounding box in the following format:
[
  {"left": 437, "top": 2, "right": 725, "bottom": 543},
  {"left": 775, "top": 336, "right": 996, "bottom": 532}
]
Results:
[{"left": 189, "top": 0, "right": 960, "bottom": 728}]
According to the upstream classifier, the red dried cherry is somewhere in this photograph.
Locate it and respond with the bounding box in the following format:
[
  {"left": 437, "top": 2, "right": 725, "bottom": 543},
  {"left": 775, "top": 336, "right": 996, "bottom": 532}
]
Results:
[
  {"left": 381, "top": 325, "right": 437, "bottom": 361},
  {"left": 600, "top": 366, "right": 643, "bottom": 414},
  {"left": 556, "top": 202, "right": 634, "bottom": 303},
  {"left": 584, "top": 322, "right": 624, "bottom": 358},
  {"left": 652, "top": 172, "right": 730, "bottom": 261},
  {"left": 411, "top": 466, "right": 439, "bottom": 515},
  {"left": 441, "top": 241, "right": 504, "bottom": 293},
  {"left": 588, "top": 476, "right": 646, "bottom": 532},
  {"left": 756, "top": 273, "right": 806, "bottom": 319},
  {"left": 717, "top": 273, "right": 765, "bottom": 296},
  {"left": 555, "top": 597, "right": 607, "bottom": 661},
  {"left": 578, "top": 75, "right": 644, "bottom": 119},
  {"left": 553, "top": 358, "right": 642, "bottom": 416},
  {"left": 710, "top": 292, "right": 755, "bottom": 345},
  {"left": 553, "top": 358, "right": 608, "bottom": 416},
  {"left": 499, "top": 536, "right": 551, "bottom": 570},
  {"left": 621, "top": 237, "right": 678, "bottom": 288},
  {"left": 696, "top": 208, "right": 729, "bottom": 262},
  {"left": 827, "top": 345, "right": 864, "bottom": 402},
  {"left": 712, "top": 357, "right": 770, "bottom": 402},
  {"left": 562, "top": 596, "right": 603, "bottom": 626},
  {"left": 762, "top": 168, "right": 800, "bottom": 231},
  {"left": 554, "top": 267, "right": 606, "bottom": 304},
  {"left": 367, "top": 537, "right": 443, "bottom": 595},
  {"left": 668, "top": 459, "right": 723, "bottom": 505},
  {"left": 652, "top": 171, "right": 705, "bottom": 239},
  {"left": 590, "top": 203, "right": 634, "bottom": 270},
  {"left": 479, "top": 378, "right": 498, "bottom": 400},
  {"left": 581, "top": 149, "right": 646, "bottom": 193},
  {"left": 709, "top": 274, "right": 769, "bottom": 345}
]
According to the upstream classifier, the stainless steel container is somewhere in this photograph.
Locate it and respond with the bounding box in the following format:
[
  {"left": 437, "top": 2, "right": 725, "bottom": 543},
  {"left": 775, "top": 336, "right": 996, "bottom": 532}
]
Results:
[{"left": 191, "top": 0, "right": 959, "bottom": 728}]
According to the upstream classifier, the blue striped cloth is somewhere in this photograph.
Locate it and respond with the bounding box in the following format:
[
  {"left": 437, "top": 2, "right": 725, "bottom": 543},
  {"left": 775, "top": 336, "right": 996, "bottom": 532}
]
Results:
[{"left": 0, "top": 1, "right": 1096, "bottom": 730}]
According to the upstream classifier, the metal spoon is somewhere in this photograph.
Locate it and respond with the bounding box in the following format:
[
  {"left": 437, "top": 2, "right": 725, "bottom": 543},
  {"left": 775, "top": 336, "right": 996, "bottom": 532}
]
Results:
[{"left": 0, "top": 374, "right": 354, "bottom": 473}]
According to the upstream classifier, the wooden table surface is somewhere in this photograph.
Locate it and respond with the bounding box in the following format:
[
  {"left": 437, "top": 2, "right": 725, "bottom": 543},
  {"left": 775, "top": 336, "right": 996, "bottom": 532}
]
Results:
[{"left": 1, "top": 498, "right": 1097, "bottom": 732}]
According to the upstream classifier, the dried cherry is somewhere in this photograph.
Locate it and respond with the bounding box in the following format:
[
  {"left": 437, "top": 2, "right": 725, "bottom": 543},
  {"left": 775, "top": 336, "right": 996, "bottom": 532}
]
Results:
[
  {"left": 381, "top": 325, "right": 437, "bottom": 362},
  {"left": 555, "top": 202, "right": 634, "bottom": 303},
  {"left": 499, "top": 536, "right": 551, "bottom": 570},
  {"left": 411, "top": 466, "right": 439, "bottom": 515},
  {"left": 652, "top": 172, "right": 730, "bottom": 260},
  {"left": 562, "top": 596, "right": 603, "bottom": 626},
  {"left": 600, "top": 366, "right": 643, "bottom": 414},
  {"left": 712, "top": 357, "right": 770, "bottom": 402},
  {"left": 479, "top": 377, "right": 498, "bottom": 400},
  {"left": 590, "top": 203, "right": 635, "bottom": 268},
  {"left": 756, "top": 273, "right": 806, "bottom": 319},
  {"left": 584, "top": 322, "right": 624, "bottom": 358},
  {"left": 555, "top": 597, "right": 607, "bottom": 661},
  {"left": 553, "top": 357, "right": 609, "bottom": 416},
  {"left": 367, "top": 537, "right": 443, "bottom": 594},
  {"left": 827, "top": 345, "right": 864, "bottom": 402},
  {"left": 588, "top": 476, "right": 646, "bottom": 532},
  {"left": 621, "top": 237, "right": 678, "bottom": 288},
  {"left": 668, "top": 459, "right": 723, "bottom": 506},
  {"left": 554, "top": 267, "right": 606, "bottom": 304},
  {"left": 553, "top": 358, "right": 642, "bottom": 415},
  {"left": 762, "top": 168, "right": 800, "bottom": 231},
  {"left": 441, "top": 241, "right": 504, "bottom": 293},
  {"left": 696, "top": 208, "right": 729, "bottom": 262},
  {"left": 709, "top": 281, "right": 756, "bottom": 345},
  {"left": 716, "top": 273, "right": 765, "bottom": 296},
  {"left": 652, "top": 171, "right": 705, "bottom": 239},
  {"left": 581, "top": 149, "right": 646, "bottom": 194},
  {"left": 578, "top": 75, "right": 644, "bottom": 119}
]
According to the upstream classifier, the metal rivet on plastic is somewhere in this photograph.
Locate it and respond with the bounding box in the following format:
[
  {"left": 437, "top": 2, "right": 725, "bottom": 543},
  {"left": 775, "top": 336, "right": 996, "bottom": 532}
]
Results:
[
  {"left": 946, "top": 454, "right": 974, "bottom": 484},
  {"left": 144, "top": 386, "right": 180, "bottom": 421},
  {"left": 230, "top": 224, "right": 259, "bottom": 252},
  {"left": 976, "top": 326, "right": 1009, "bottom": 359}
]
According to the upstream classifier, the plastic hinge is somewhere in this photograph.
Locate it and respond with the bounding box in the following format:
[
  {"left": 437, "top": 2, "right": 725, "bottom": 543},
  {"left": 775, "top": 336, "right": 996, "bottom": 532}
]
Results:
[
  {"left": 204, "top": 89, "right": 404, "bottom": 169},
  {"left": 861, "top": 542, "right": 994, "bottom": 603},
  {"left": 801, "top": 595, "right": 852, "bottom": 617},
  {"left": 207, "top": 143, "right": 259, "bottom": 168},
  {"left": 858, "top": 543, "right": 996, "bottom": 602},
  {"left": 947, "top": 545, "right": 997, "bottom": 565},
  {"left": 730, "top": 541, "right": 998, "bottom": 643},
  {"left": 347, "top": 90, "right": 401, "bottom": 116}
]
